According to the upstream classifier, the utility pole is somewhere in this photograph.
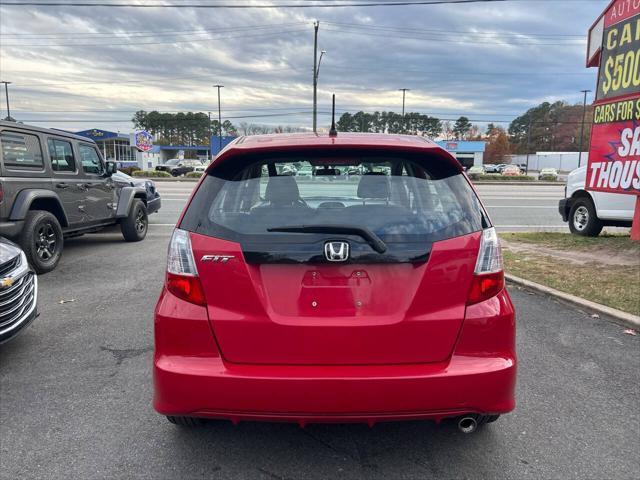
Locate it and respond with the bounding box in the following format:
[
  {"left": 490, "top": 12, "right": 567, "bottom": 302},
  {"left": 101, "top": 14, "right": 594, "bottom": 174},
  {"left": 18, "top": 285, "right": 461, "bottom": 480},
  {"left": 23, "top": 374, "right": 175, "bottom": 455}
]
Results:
[
  {"left": 577, "top": 89, "right": 591, "bottom": 168},
  {"left": 525, "top": 116, "right": 532, "bottom": 175},
  {"left": 213, "top": 85, "right": 224, "bottom": 153},
  {"left": 312, "top": 22, "right": 326, "bottom": 133},
  {"left": 207, "top": 111, "right": 212, "bottom": 161},
  {"left": 1, "top": 81, "right": 12, "bottom": 121},
  {"left": 399, "top": 88, "right": 409, "bottom": 133}
]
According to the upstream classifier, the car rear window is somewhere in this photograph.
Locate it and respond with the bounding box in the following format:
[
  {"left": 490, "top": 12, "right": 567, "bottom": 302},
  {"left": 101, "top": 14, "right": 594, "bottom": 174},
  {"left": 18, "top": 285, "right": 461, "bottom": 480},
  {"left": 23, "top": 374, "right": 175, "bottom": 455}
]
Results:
[{"left": 181, "top": 150, "right": 489, "bottom": 255}]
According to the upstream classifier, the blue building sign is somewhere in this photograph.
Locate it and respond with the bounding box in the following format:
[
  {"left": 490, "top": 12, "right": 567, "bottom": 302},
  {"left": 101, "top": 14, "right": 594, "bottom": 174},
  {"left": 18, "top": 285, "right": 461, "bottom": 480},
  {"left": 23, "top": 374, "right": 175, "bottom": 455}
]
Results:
[
  {"left": 435, "top": 140, "right": 486, "bottom": 153},
  {"left": 210, "top": 136, "right": 237, "bottom": 156},
  {"left": 75, "top": 128, "right": 121, "bottom": 142}
]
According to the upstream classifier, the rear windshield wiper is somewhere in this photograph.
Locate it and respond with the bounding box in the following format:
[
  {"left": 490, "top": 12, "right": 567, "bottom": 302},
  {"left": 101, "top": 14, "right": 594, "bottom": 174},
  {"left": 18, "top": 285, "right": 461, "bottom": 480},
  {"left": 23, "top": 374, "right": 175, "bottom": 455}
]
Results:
[{"left": 267, "top": 225, "right": 387, "bottom": 254}]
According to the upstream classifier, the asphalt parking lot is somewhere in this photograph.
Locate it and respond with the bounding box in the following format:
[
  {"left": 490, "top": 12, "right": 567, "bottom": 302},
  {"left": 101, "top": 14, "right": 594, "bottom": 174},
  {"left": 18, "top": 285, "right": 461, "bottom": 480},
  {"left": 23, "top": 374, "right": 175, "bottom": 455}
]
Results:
[{"left": 1, "top": 219, "right": 638, "bottom": 480}]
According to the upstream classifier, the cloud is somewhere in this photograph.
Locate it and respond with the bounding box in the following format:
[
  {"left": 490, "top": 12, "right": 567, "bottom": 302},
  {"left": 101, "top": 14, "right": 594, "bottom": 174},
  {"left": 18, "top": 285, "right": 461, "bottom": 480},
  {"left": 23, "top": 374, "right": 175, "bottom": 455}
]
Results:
[{"left": 0, "top": 1, "right": 602, "bottom": 133}]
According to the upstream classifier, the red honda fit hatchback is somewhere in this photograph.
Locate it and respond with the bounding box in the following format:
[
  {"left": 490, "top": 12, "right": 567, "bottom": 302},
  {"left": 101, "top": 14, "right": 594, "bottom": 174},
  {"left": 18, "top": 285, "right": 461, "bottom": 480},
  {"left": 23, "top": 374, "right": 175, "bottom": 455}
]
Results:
[{"left": 153, "top": 133, "right": 516, "bottom": 432}]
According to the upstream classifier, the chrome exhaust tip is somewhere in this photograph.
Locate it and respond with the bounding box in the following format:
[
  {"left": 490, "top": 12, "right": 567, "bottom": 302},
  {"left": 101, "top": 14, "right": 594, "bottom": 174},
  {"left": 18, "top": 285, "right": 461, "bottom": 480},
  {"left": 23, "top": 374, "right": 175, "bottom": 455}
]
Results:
[{"left": 457, "top": 416, "right": 478, "bottom": 434}]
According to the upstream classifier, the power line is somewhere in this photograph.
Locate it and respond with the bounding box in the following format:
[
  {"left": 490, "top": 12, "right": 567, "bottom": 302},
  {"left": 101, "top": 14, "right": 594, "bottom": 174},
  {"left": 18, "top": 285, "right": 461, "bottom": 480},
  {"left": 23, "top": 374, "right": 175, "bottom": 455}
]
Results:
[
  {"left": 15, "top": 111, "right": 321, "bottom": 122},
  {"left": 323, "top": 20, "right": 586, "bottom": 38},
  {"left": 0, "top": 22, "right": 308, "bottom": 38},
  {"left": 321, "top": 25, "right": 585, "bottom": 45},
  {"left": 11, "top": 67, "right": 307, "bottom": 87},
  {"left": 0, "top": 19, "right": 583, "bottom": 40},
  {"left": 13, "top": 113, "right": 590, "bottom": 124},
  {"left": 11, "top": 107, "right": 316, "bottom": 113},
  {"left": 0, "top": 0, "right": 599, "bottom": 9},
  {"left": 7, "top": 66, "right": 591, "bottom": 88},
  {"left": 1, "top": 27, "right": 308, "bottom": 47},
  {"left": 322, "top": 65, "right": 592, "bottom": 75}
]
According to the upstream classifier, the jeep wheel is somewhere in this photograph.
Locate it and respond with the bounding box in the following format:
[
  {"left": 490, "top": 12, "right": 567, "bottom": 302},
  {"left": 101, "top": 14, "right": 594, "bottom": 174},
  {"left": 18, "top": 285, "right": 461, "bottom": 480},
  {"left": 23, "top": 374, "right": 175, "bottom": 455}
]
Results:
[
  {"left": 569, "top": 197, "right": 603, "bottom": 237},
  {"left": 121, "top": 199, "right": 148, "bottom": 242},
  {"left": 171, "top": 170, "right": 180, "bottom": 177},
  {"left": 20, "top": 210, "right": 64, "bottom": 274}
]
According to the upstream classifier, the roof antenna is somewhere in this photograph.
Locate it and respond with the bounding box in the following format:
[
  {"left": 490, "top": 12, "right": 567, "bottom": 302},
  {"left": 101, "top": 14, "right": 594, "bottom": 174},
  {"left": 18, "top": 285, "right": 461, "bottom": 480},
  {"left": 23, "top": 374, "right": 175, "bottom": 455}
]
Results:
[{"left": 329, "top": 94, "right": 337, "bottom": 137}]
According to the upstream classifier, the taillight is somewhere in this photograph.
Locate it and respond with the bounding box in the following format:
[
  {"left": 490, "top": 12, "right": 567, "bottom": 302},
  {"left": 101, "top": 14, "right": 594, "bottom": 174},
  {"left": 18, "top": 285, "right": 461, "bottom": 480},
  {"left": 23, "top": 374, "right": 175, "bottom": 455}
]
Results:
[
  {"left": 467, "top": 227, "right": 505, "bottom": 305},
  {"left": 165, "top": 228, "right": 206, "bottom": 305}
]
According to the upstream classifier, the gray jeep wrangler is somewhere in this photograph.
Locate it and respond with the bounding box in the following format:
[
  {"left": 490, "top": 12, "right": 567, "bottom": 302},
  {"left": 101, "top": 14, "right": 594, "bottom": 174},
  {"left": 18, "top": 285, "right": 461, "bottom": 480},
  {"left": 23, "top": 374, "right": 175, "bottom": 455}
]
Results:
[{"left": 0, "top": 121, "right": 159, "bottom": 273}]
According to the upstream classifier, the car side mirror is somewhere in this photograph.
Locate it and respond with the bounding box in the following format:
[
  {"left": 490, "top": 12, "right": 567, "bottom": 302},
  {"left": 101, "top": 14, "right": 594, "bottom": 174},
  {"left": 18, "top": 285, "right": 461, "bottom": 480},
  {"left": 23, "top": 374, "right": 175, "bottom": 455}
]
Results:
[{"left": 105, "top": 161, "right": 117, "bottom": 176}]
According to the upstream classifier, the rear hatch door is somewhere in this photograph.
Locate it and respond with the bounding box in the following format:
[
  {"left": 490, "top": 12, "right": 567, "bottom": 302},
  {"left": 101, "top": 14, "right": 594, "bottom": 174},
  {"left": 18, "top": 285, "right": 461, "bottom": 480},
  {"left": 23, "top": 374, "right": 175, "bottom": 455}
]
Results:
[{"left": 181, "top": 149, "right": 487, "bottom": 365}]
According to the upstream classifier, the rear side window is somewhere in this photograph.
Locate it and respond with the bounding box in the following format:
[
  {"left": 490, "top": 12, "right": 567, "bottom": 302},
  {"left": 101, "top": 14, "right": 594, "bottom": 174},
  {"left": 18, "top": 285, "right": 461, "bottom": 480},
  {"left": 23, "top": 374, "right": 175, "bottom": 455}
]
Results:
[
  {"left": 79, "top": 144, "right": 104, "bottom": 175},
  {"left": 0, "top": 131, "right": 44, "bottom": 169},
  {"left": 47, "top": 138, "right": 76, "bottom": 172},
  {"left": 182, "top": 151, "right": 488, "bottom": 250}
]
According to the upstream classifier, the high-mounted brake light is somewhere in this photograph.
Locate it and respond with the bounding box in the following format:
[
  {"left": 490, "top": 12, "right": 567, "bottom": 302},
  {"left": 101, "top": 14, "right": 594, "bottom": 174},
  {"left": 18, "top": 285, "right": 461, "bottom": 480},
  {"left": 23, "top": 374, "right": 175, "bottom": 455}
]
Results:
[
  {"left": 165, "top": 229, "right": 206, "bottom": 305},
  {"left": 467, "top": 227, "right": 505, "bottom": 305}
]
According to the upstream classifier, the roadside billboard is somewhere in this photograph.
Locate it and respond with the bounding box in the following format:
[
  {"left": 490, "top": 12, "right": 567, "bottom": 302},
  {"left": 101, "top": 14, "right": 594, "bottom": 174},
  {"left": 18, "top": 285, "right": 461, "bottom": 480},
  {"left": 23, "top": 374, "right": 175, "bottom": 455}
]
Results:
[
  {"left": 586, "top": 0, "right": 640, "bottom": 195},
  {"left": 588, "top": 98, "right": 640, "bottom": 193},
  {"left": 586, "top": 0, "right": 640, "bottom": 240}
]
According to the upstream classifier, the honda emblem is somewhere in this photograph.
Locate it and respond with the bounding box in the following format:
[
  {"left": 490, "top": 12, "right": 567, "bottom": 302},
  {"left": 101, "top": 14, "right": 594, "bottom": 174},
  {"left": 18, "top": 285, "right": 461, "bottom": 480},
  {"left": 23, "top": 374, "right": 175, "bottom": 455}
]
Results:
[{"left": 324, "top": 241, "right": 350, "bottom": 262}]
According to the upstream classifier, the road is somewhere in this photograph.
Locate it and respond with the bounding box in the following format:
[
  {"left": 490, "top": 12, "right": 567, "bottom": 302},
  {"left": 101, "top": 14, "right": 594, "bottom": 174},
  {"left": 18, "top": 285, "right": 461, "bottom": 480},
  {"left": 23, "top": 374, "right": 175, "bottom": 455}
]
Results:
[
  {"left": 149, "top": 181, "right": 572, "bottom": 232},
  {"left": 0, "top": 224, "right": 638, "bottom": 479}
]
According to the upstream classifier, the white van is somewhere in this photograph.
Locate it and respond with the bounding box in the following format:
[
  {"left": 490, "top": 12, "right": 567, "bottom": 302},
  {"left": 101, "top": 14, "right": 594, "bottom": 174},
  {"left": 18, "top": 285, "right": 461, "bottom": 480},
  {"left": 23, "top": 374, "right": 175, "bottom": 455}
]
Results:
[{"left": 559, "top": 166, "right": 634, "bottom": 236}]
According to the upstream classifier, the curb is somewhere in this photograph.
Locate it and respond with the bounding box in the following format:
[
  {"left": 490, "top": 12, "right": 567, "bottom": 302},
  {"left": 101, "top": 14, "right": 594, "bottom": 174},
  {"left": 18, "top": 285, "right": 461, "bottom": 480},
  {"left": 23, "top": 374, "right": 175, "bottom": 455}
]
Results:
[
  {"left": 471, "top": 181, "right": 562, "bottom": 186},
  {"left": 137, "top": 177, "right": 200, "bottom": 182},
  {"left": 505, "top": 273, "right": 640, "bottom": 329}
]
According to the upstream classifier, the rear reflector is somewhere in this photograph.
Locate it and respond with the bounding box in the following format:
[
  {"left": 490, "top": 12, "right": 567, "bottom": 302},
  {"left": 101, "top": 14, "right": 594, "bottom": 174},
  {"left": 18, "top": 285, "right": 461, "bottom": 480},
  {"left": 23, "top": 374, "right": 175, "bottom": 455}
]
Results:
[
  {"left": 166, "top": 272, "right": 206, "bottom": 306},
  {"left": 467, "top": 271, "right": 505, "bottom": 305}
]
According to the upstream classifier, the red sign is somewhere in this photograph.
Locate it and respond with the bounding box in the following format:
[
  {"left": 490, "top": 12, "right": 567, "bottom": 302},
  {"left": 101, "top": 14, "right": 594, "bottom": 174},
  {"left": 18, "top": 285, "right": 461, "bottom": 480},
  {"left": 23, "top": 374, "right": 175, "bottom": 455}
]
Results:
[
  {"left": 587, "top": 0, "right": 640, "bottom": 197},
  {"left": 604, "top": 0, "right": 640, "bottom": 27},
  {"left": 587, "top": 113, "right": 640, "bottom": 194}
]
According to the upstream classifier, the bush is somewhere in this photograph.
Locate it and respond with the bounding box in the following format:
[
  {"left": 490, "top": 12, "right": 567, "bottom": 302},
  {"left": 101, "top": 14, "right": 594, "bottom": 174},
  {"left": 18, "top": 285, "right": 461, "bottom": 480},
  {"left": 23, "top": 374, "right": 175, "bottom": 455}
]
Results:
[
  {"left": 118, "top": 166, "right": 141, "bottom": 176},
  {"left": 472, "top": 174, "right": 535, "bottom": 181},
  {"left": 132, "top": 170, "right": 171, "bottom": 178},
  {"left": 185, "top": 171, "right": 203, "bottom": 178}
]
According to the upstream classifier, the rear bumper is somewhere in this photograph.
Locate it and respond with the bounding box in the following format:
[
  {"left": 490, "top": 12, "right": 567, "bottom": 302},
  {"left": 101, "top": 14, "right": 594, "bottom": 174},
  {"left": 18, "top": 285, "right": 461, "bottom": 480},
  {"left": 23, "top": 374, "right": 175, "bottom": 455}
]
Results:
[
  {"left": 0, "top": 220, "right": 25, "bottom": 240},
  {"left": 147, "top": 196, "right": 161, "bottom": 215},
  {"left": 153, "top": 289, "right": 517, "bottom": 423},
  {"left": 558, "top": 198, "right": 571, "bottom": 222},
  {"left": 154, "top": 353, "right": 515, "bottom": 423}
]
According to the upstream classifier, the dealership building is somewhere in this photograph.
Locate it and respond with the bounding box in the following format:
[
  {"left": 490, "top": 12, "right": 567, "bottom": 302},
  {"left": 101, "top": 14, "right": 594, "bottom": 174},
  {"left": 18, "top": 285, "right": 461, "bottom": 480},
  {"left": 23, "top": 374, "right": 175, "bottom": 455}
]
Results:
[
  {"left": 73, "top": 130, "right": 487, "bottom": 170},
  {"left": 75, "top": 128, "right": 236, "bottom": 169},
  {"left": 435, "top": 140, "right": 486, "bottom": 169}
]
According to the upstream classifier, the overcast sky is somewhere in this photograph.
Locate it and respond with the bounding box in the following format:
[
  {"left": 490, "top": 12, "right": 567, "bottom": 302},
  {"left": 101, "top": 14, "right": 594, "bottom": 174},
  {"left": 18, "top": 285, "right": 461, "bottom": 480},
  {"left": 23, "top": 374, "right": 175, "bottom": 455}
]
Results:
[{"left": 0, "top": 0, "right": 604, "bottom": 134}]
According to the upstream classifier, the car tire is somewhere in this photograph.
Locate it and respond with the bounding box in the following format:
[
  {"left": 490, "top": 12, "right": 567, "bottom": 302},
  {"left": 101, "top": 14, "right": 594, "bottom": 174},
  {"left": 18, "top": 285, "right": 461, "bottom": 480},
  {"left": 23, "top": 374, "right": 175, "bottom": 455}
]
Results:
[
  {"left": 569, "top": 197, "right": 603, "bottom": 237},
  {"left": 171, "top": 169, "right": 180, "bottom": 177},
  {"left": 19, "top": 210, "right": 64, "bottom": 274},
  {"left": 121, "top": 199, "right": 148, "bottom": 242},
  {"left": 166, "top": 416, "right": 203, "bottom": 427}
]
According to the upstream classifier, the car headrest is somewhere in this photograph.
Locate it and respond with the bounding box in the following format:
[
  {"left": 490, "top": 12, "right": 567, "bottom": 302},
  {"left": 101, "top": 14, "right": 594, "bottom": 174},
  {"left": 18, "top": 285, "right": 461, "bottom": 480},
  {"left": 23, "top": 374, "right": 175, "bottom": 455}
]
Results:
[
  {"left": 357, "top": 173, "right": 390, "bottom": 199},
  {"left": 265, "top": 175, "right": 301, "bottom": 205}
]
